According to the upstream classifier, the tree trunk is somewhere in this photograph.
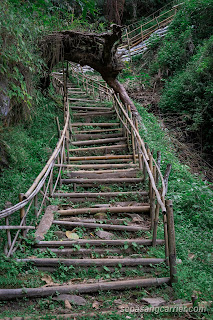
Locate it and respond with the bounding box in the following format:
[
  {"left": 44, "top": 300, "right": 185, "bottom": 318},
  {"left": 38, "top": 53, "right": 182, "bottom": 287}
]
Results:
[{"left": 41, "top": 25, "right": 138, "bottom": 114}]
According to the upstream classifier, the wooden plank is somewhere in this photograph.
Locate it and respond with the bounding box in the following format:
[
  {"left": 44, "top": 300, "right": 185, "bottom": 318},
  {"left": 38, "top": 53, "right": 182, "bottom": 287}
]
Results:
[
  {"left": 35, "top": 205, "right": 58, "bottom": 241},
  {"left": 61, "top": 177, "right": 143, "bottom": 185},
  {"left": 74, "top": 128, "right": 122, "bottom": 134}
]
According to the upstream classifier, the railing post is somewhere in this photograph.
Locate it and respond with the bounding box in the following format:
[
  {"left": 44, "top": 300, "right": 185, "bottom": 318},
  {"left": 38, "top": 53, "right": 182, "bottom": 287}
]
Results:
[
  {"left": 126, "top": 29, "right": 132, "bottom": 62},
  {"left": 19, "top": 193, "right": 26, "bottom": 237},
  {"left": 148, "top": 151, "right": 155, "bottom": 229},
  {"left": 166, "top": 200, "right": 177, "bottom": 283},
  {"left": 5, "top": 217, "right": 11, "bottom": 253},
  {"left": 34, "top": 194, "right": 38, "bottom": 218},
  {"left": 128, "top": 105, "right": 136, "bottom": 163}
]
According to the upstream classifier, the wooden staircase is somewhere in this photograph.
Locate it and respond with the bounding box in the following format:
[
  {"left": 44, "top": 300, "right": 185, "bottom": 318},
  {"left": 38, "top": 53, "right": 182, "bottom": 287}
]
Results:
[{"left": 0, "top": 66, "right": 176, "bottom": 302}]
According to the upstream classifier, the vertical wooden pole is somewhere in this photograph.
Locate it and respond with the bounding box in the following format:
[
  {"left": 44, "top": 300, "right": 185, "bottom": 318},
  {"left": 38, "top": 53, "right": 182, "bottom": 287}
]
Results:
[
  {"left": 19, "top": 193, "right": 25, "bottom": 237},
  {"left": 163, "top": 208, "right": 169, "bottom": 266},
  {"left": 128, "top": 106, "right": 136, "bottom": 163},
  {"left": 135, "top": 118, "right": 143, "bottom": 170},
  {"left": 148, "top": 152, "right": 155, "bottom": 229},
  {"left": 166, "top": 200, "right": 177, "bottom": 283},
  {"left": 126, "top": 29, "right": 132, "bottom": 62},
  {"left": 34, "top": 194, "right": 38, "bottom": 218},
  {"left": 152, "top": 201, "right": 160, "bottom": 246},
  {"left": 5, "top": 217, "right": 11, "bottom": 250}
]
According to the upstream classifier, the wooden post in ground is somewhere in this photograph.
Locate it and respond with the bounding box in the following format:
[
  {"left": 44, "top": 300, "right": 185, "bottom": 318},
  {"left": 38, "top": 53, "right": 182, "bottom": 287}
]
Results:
[
  {"left": 148, "top": 151, "right": 154, "bottom": 229},
  {"left": 126, "top": 29, "right": 132, "bottom": 62},
  {"left": 128, "top": 106, "right": 136, "bottom": 163},
  {"left": 19, "top": 193, "right": 25, "bottom": 237},
  {"left": 5, "top": 217, "right": 11, "bottom": 252},
  {"left": 134, "top": 119, "right": 143, "bottom": 170},
  {"left": 34, "top": 194, "right": 38, "bottom": 218},
  {"left": 166, "top": 200, "right": 177, "bottom": 283}
]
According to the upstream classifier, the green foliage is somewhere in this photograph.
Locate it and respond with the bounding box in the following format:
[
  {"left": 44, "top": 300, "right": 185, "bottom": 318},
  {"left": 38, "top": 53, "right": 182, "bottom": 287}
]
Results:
[{"left": 159, "top": 36, "right": 213, "bottom": 152}]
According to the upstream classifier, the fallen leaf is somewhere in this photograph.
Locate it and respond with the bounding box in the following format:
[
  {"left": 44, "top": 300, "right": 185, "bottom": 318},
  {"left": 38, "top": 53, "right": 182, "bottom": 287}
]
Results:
[
  {"left": 41, "top": 274, "right": 59, "bottom": 286},
  {"left": 92, "top": 301, "right": 100, "bottom": 309},
  {"left": 66, "top": 231, "right": 79, "bottom": 240},
  {"left": 65, "top": 300, "right": 72, "bottom": 309}
]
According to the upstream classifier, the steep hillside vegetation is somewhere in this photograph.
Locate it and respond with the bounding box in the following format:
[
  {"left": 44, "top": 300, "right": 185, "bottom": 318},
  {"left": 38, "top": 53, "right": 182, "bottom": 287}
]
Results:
[{"left": 122, "top": 0, "right": 213, "bottom": 161}]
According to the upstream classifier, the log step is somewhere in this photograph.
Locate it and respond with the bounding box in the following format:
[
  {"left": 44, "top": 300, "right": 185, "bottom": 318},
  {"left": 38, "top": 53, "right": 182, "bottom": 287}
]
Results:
[
  {"left": 52, "top": 191, "right": 148, "bottom": 198},
  {"left": 72, "top": 111, "right": 115, "bottom": 117},
  {"left": 35, "top": 239, "right": 165, "bottom": 247},
  {"left": 17, "top": 258, "right": 165, "bottom": 267},
  {"left": 71, "top": 106, "right": 112, "bottom": 111},
  {"left": 0, "top": 277, "right": 170, "bottom": 300},
  {"left": 74, "top": 128, "right": 122, "bottom": 134},
  {"left": 66, "top": 170, "right": 138, "bottom": 179},
  {"left": 54, "top": 163, "right": 138, "bottom": 169},
  {"left": 72, "top": 137, "right": 126, "bottom": 146},
  {"left": 73, "top": 133, "right": 123, "bottom": 140},
  {"left": 70, "top": 144, "right": 127, "bottom": 153},
  {"left": 61, "top": 178, "right": 143, "bottom": 185},
  {"left": 57, "top": 205, "right": 150, "bottom": 216},
  {"left": 72, "top": 122, "right": 120, "bottom": 127},
  {"left": 53, "top": 220, "right": 149, "bottom": 231},
  {"left": 69, "top": 155, "right": 133, "bottom": 161}
]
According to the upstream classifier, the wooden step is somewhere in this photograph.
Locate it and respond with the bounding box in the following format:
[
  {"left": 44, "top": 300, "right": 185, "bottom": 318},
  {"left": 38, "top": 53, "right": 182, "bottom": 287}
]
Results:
[
  {"left": 53, "top": 220, "right": 149, "bottom": 231},
  {"left": 52, "top": 191, "right": 148, "bottom": 198},
  {"left": 61, "top": 177, "right": 144, "bottom": 186},
  {"left": 66, "top": 170, "right": 138, "bottom": 179},
  {"left": 54, "top": 163, "right": 138, "bottom": 169},
  {"left": 0, "top": 277, "right": 170, "bottom": 300},
  {"left": 68, "top": 98, "right": 96, "bottom": 102},
  {"left": 74, "top": 128, "right": 122, "bottom": 134},
  {"left": 69, "top": 155, "right": 133, "bottom": 161},
  {"left": 17, "top": 258, "right": 165, "bottom": 267},
  {"left": 35, "top": 239, "right": 165, "bottom": 247},
  {"left": 74, "top": 133, "right": 123, "bottom": 140},
  {"left": 57, "top": 205, "right": 149, "bottom": 216},
  {"left": 70, "top": 144, "right": 127, "bottom": 154},
  {"left": 72, "top": 122, "right": 120, "bottom": 127},
  {"left": 71, "top": 106, "right": 112, "bottom": 112},
  {"left": 72, "top": 111, "right": 115, "bottom": 117},
  {"left": 72, "top": 137, "right": 126, "bottom": 146}
]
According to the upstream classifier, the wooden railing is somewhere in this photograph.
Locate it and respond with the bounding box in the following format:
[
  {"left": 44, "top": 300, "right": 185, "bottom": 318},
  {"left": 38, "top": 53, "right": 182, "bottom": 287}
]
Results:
[
  {"left": 0, "top": 71, "right": 71, "bottom": 257},
  {"left": 120, "top": 2, "right": 183, "bottom": 58},
  {"left": 69, "top": 62, "right": 176, "bottom": 279}
]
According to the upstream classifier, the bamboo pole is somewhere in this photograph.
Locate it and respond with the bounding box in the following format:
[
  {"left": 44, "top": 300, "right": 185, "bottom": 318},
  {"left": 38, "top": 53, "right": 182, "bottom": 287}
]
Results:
[
  {"left": 166, "top": 200, "right": 177, "bottom": 283},
  {"left": 128, "top": 105, "right": 136, "bottom": 163},
  {"left": 58, "top": 205, "right": 150, "bottom": 216},
  {"left": 0, "top": 277, "right": 170, "bottom": 300},
  {"left": 5, "top": 217, "right": 11, "bottom": 250},
  {"left": 53, "top": 220, "right": 149, "bottom": 232},
  {"left": 34, "top": 194, "right": 38, "bottom": 218}
]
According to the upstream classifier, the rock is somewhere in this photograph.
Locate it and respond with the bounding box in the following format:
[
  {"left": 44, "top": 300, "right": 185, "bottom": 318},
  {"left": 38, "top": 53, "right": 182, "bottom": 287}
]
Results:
[
  {"left": 114, "top": 299, "right": 123, "bottom": 304},
  {"left": 173, "top": 299, "right": 189, "bottom": 305},
  {"left": 95, "top": 230, "right": 114, "bottom": 240},
  {"left": 54, "top": 294, "right": 87, "bottom": 306},
  {"left": 141, "top": 297, "right": 166, "bottom": 307},
  {"left": 94, "top": 212, "right": 107, "bottom": 219}
]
